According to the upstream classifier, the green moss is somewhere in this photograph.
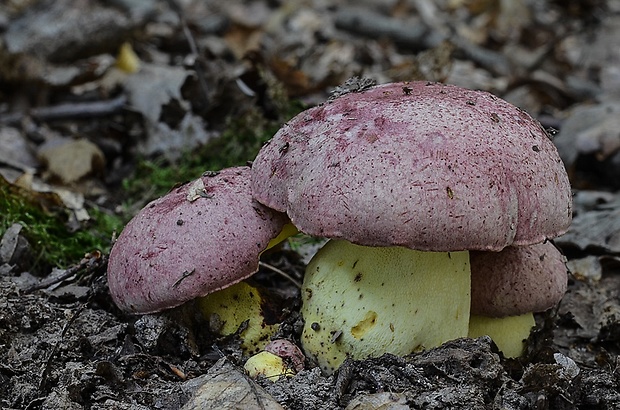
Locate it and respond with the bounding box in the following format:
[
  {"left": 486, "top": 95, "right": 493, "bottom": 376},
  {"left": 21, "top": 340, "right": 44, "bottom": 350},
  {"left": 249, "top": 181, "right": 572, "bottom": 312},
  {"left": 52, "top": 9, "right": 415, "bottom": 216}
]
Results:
[{"left": 0, "top": 180, "right": 123, "bottom": 273}]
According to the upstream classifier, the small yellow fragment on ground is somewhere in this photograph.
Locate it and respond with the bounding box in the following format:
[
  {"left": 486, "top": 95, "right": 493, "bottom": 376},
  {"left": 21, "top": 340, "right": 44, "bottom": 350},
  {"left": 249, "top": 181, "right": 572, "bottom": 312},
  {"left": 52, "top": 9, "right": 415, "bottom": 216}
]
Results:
[{"left": 116, "top": 42, "right": 141, "bottom": 73}]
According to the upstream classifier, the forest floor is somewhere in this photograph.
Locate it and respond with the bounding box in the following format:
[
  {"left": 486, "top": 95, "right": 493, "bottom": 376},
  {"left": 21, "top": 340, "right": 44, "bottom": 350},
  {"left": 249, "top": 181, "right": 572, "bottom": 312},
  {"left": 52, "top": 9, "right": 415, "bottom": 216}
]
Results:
[{"left": 1, "top": 0, "right": 620, "bottom": 409}]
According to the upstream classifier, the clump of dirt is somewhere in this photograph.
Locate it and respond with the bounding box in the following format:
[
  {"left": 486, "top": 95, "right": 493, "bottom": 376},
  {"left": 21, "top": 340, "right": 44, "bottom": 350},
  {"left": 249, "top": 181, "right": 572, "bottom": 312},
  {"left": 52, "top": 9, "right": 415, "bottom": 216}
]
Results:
[{"left": 1, "top": 1, "right": 620, "bottom": 408}]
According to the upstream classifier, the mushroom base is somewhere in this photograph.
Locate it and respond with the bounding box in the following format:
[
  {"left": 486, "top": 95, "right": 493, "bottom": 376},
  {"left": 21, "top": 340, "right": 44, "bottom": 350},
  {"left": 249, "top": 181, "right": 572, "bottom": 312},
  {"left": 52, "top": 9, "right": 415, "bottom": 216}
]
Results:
[
  {"left": 468, "top": 312, "right": 535, "bottom": 357},
  {"left": 300, "top": 239, "right": 471, "bottom": 375}
]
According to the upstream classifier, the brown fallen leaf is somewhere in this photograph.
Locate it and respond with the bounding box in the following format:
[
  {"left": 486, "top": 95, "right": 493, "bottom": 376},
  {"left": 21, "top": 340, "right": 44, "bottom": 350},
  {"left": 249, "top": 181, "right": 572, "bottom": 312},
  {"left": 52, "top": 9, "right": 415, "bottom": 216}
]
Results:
[
  {"left": 2, "top": 167, "right": 90, "bottom": 225},
  {"left": 37, "top": 138, "right": 105, "bottom": 185},
  {"left": 1, "top": 172, "right": 64, "bottom": 214}
]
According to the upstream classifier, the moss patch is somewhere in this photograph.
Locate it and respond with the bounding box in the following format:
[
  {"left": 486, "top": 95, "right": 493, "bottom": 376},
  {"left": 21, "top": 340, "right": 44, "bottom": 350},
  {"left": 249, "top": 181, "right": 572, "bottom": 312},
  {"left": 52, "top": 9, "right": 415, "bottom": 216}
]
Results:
[{"left": 0, "top": 179, "right": 123, "bottom": 273}]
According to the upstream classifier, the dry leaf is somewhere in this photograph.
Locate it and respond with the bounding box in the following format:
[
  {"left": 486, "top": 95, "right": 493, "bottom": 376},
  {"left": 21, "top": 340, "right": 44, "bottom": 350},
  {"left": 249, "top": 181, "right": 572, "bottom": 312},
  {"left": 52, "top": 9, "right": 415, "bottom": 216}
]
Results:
[
  {"left": 268, "top": 57, "right": 312, "bottom": 95},
  {"left": 0, "top": 223, "right": 31, "bottom": 269},
  {"left": 181, "top": 358, "right": 284, "bottom": 410},
  {"left": 225, "top": 24, "right": 264, "bottom": 59},
  {"left": 0, "top": 172, "right": 90, "bottom": 227},
  {"left": 555, "top": 102, "right": 620, "bottom": 167},
  {"left": 139, "top": 112, "right": 214, "bottom": 160},
  {"left": 555, "top": 190, "right": 620, "bottom": 254},
  {"left": 123, "top": 63, "right": 216, "bottom": 159},
  {"left": 0, "top": 126, "right": 39, "bottom": 173},
  {"left": 123, "top": 63, "right": 190, "bottom": 123},
  {"left": 186, "top": 179, "right": 207, "bottom": 202},
  {"left": 567, "top": 256, "right": 603, "bottom": 282},
  {"left": 2, "top": 172, "right": 64, "bottom": 213},
  {"left": 116, "top": 42, "right": 141, "bottom": 74},
  {"left": 4, "top": 0, "right": 151, "bottom": 61},
  {"left": 37, "top": 138, "right": 105, "bottom": 185},
  {"left": 345, "top": 392, "right": 409, "bottom": 410}
]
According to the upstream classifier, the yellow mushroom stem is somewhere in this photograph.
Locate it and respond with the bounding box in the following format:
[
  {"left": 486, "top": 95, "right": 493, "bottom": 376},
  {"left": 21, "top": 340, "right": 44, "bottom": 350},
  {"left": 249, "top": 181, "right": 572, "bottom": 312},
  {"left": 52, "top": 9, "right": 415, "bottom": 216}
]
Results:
[
  {"left": 468, "top": 312, "right": 536, "bottom": 358},
  {"left": 300, "top": 239, "right": 471, "bottom": 375},
  {"left": 197, "top": 281, "right": 281, "bottom": 355}
]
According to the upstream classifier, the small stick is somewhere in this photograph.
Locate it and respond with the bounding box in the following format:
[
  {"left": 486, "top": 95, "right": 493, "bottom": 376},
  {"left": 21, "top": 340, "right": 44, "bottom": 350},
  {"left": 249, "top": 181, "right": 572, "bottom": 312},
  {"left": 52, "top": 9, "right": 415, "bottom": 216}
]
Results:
[
  {"left": 334, "top": 7, "right": 512, "bottom": 76},
  {"left": 335, "top": 7, "right": 429, "bottom": 50},
  {"left": 0, "top": 94, "right": 127, "bottom": 125},
  {"left": 258, "top": 261, "right": 302, "bottom": 289},
  {"left": 23, "top": 251, "right": 105, "bottom": 294},
  {"left": 167, "top": 0, "right": 209, "bottom": 108}
]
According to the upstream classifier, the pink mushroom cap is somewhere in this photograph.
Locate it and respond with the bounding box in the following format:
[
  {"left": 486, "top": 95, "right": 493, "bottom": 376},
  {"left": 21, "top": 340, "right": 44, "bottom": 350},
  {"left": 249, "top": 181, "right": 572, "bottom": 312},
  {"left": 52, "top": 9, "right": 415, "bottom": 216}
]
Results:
[
  {"left": 107, "top": 166, "right": 288, "bottom": 314},
  {"left": 264, "top": 339, "right": 305, "bottom": 372},
  {"left": 470, "top": 241, "right": 568, "bottom": 317},
  {"left": 251, "top": 82, "right": 572, "bottom": 251}
]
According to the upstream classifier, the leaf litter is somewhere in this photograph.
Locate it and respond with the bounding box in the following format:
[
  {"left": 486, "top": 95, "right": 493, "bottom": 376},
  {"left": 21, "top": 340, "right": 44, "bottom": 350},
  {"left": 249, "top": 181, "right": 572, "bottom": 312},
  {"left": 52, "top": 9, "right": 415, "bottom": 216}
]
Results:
[{"left": 0, "top": 0, "right": 620, "bottom": 408}]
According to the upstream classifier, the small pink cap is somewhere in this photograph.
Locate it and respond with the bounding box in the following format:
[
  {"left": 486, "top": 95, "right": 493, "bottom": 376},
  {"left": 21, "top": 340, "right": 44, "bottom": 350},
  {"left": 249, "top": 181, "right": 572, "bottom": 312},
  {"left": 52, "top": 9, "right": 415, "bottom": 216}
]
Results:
[
  {"left": 470, "top": 241, "right": 568, "bottom": 317},
  {"left": 107, "top": 166, "right": 288, "bottom": 313}
]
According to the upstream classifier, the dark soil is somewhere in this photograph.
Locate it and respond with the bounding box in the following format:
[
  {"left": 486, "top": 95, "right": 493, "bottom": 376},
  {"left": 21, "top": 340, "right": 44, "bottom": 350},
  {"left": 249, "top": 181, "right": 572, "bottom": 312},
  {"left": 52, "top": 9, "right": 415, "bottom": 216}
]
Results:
[
  {"left": 1, "top": 251, "right": 620, "bottom": 409},
  {"left": 1, "top": 0, "right": 620, "bottom": 409}
]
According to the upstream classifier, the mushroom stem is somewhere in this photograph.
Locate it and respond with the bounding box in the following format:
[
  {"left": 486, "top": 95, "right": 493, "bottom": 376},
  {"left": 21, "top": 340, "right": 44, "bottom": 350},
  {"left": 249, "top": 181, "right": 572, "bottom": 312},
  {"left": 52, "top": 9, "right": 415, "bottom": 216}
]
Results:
[
  {"left": 300, "top": 239, "right": 471, "bottom": 374},
  {"left": 197, "top": 281, "right": 281, "bottom": 355},
  {"left": 468, "top": 313, "right": 536, "bottom": 358},
  {"left": 195, "top": 221, "right": 298, "bottom": 355}
]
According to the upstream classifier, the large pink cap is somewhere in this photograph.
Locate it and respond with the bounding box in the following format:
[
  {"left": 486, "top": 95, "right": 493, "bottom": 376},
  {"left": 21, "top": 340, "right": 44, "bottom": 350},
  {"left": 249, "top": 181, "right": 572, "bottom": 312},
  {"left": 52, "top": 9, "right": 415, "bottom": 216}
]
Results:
[
  {"left": 107, "top": 166, "right": 288, "bottom": 314},
  {"left": 251, "top": 82, "right": 572, "bottom": 251},
  {"left": 470, "top": 242, "right": 568, "bottom": 317}
]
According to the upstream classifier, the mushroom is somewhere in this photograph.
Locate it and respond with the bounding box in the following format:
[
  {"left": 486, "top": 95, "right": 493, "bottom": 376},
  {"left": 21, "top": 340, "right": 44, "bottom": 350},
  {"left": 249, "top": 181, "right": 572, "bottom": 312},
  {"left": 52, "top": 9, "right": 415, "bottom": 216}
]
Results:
[
  {"left": 244, "top": 350, "right": 295, "bottom": 381},
  {"left": 244, "top": 339, "right": 305, "bottom": 381},
  {"left": 107, "top": 166, "right": 292, "bottom": 353},
  {"left": 250, "top": 81, "right": 572, "bottom": 373},
  {"left": 468, "top": 241, "right": 568, "bottom": 357}
]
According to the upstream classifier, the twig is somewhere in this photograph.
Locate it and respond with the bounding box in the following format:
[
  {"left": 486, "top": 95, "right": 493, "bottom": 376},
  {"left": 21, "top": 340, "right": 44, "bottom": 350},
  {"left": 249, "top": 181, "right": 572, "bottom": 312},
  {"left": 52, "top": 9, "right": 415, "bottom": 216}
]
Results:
[
  {"left": 258, "top": 261, "right": 302, "bottom": 289},
  {"left": 0, "top": 94, "right": 127, "bottom": 125},
  {"left": 450, "top": 36, "right": 512, "bottom": 76},
  {"left": 23, "top": 251, "right": 105, "bottom": 294},
  {"left": 334, "top": 7, "right": 512, "bottom": 76},
  {"left": 335, "top": 7, "right": 432, "bottom": 50},
  {"left": 172, "top": 268, "right": 196, "bottom": 289},
  {"left": 166, "top": 0, "right": 210, "bottom": 108}
]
